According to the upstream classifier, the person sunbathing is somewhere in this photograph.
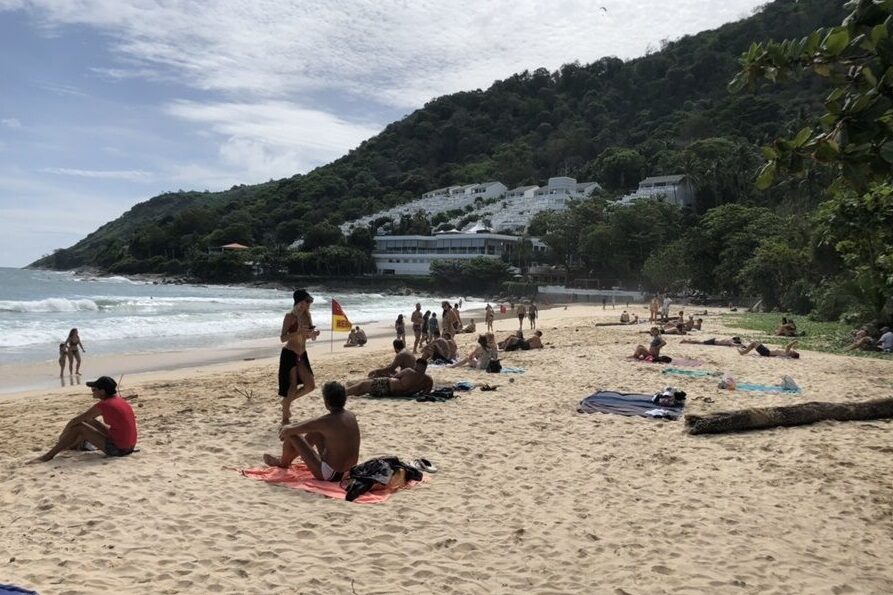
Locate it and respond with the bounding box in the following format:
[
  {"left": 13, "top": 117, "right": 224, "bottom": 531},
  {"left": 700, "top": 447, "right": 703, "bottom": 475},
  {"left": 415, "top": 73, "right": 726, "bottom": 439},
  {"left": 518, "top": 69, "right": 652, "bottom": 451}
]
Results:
[
  {"left": 738, "top": 340, "right": 800, "bottom": 358},
  {"left": 450, "top": 334, "right": 500, "bottom": 370},
  {"left": 28, "top": 376, "right": 137, "bottom": 463},
  {"left": 263, "top": 381, "right": 360, "bottom": 482},
  {"left": 775, "top": 317, "right": 798, "bottom": 337},
  {"left": 461, "top": 319, "right": 476, "bottom": 333},
  {"left": 632, "top": 327, "right": 666, "bottom": 360},
  {"left": 661, "top": 323, "right": 688, "bottom": 335},
  {"left": 681, "top": 336, "right": 742, "bottom": 347},
  {"left": 442, "top": 332, "right": 458, "bottom": 359},
  {"left": 368, "top": 339, "right": 417, "bottom": 377},
  {"left": 347, "top": 359, "right": 433, "bottom": 398},
  {"left": 526, "top": 330, "right": 544, "bottom": 349},
  {"left": 846, "top": 329, "right": 876, "bottom": 351},
  {"left": 420, "top": 330, "right": 453, "bottom": 363},
  {"left": 498, "top": 331, "right": 523, "bottom": 350},
  {"left": 620, "top": 310, "right": 630, "bottom": 323}
]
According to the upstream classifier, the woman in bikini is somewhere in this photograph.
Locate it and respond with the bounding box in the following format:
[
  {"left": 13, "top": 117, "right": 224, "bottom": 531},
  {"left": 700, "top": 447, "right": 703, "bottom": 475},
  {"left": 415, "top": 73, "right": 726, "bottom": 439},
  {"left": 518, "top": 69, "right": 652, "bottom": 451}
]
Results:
[
  {"left": 279, "top": 289, "right": 321, "bottom": 425},
  {"left": 66, "top": 328, "right": 85, "bottom": 375},
  {"left": 395, "top": 314, "right": 406, "bottom": 343}
]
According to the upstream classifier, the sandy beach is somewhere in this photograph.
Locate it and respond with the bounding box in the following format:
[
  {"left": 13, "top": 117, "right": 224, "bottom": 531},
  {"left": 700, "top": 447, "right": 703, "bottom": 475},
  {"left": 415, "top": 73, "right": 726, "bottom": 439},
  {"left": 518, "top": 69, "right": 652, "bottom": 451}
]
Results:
[{"left": 2, "top": 304, "right": 892, "bottom": 594}]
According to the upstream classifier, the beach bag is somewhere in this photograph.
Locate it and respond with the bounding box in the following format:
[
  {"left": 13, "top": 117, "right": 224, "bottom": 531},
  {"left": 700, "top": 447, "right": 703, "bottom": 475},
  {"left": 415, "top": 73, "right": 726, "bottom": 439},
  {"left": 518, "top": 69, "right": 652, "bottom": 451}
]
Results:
[
  {"left": 487, "top": 359, "right": 502, "bottom": 373},
  {"left": 343, "top": 456, "right": 422, "bottom": 501}
]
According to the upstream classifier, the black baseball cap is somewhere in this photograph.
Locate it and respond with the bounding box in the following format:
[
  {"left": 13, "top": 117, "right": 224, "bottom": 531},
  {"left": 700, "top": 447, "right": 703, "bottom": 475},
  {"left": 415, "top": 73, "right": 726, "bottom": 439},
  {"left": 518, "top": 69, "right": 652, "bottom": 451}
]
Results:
[
  {"left": 293, "top": 289, "right": 314, "bottom": 304},
  {"left": 86, "top": 376, "right": 118, "bottom": 395}
]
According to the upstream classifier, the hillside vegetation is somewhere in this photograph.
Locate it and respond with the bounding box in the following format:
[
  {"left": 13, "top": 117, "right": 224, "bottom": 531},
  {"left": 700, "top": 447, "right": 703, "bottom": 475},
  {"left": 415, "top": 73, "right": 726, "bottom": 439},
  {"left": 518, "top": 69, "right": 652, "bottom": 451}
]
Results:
[{"left": 33, "top": 0, "right": 893, "bottom": 325}]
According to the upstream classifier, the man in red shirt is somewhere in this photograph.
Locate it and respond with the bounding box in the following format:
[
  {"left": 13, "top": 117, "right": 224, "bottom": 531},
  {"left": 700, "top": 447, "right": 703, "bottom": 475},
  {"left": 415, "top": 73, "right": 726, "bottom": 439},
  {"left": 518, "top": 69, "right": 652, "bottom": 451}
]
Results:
[{"left": 28, "top": 376, "right": 138, "bottom": 464}]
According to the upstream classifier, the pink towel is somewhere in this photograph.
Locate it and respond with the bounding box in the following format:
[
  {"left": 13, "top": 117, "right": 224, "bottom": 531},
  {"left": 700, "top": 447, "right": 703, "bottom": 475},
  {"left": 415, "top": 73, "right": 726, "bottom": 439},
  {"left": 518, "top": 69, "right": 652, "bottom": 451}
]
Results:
[{"left": 239, "top": 463, "right": 421, "bottom": 504}]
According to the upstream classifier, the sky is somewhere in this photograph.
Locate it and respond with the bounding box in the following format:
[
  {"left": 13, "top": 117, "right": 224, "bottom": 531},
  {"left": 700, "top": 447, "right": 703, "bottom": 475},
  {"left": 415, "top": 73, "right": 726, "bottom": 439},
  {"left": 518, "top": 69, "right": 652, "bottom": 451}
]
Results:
[{"left": 0, "top": 0, "right": 769, "bottom": 268}]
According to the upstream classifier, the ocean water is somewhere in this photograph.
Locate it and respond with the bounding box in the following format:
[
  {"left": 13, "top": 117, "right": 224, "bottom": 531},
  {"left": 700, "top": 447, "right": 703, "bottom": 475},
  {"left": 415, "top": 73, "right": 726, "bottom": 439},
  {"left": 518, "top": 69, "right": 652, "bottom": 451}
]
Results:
[{"left": 0, "top": 268, "right": 482, "bottom": 366}]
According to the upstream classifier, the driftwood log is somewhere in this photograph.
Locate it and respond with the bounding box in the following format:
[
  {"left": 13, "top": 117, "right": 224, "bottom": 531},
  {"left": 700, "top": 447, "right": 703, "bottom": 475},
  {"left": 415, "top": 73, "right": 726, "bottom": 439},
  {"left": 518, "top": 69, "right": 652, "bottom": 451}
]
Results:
[{"left": 685, "top": 398, "right": 893, "bottom": 435}]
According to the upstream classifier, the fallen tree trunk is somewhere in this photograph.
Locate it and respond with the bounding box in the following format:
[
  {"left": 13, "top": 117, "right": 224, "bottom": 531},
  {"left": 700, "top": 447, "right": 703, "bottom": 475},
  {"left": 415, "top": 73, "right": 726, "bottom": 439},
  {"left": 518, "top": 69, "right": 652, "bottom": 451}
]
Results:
[{"left": 685, "top": 398, "right": 893, "bottom": 435}]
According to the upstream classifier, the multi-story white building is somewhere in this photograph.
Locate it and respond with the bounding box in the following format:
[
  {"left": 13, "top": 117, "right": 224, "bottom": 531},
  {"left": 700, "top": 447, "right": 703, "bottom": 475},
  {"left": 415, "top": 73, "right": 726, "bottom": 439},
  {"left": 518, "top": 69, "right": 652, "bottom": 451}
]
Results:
[
  {"left": 618, "top": 175, "right": 695, "bottom": 208},
  {"left": 372, "top": 232, "right": 521, "bottom": 276},
  {"left": 506, "top": 185, "right": 540, "bottom": 199}
]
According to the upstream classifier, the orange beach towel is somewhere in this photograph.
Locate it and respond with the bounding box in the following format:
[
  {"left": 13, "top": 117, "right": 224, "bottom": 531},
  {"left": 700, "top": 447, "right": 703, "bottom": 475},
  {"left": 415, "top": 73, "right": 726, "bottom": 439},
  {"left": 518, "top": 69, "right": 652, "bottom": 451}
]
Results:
[{"left": 239, "top": 463, "right": 422, "bottom": 504}]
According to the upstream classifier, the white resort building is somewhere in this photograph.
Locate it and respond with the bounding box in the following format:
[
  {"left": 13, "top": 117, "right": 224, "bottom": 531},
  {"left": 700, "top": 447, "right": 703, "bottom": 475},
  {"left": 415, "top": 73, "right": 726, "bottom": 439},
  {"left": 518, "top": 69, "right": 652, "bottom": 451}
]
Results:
[
  {"left": 338, "top": 175, "right": 601, "bottom": 237},
  {"left": 372, "top": 232, "right": 522, "bottom": 276},
  {"left": 617, "top": 175, "right": 695, "bottom": 208}
]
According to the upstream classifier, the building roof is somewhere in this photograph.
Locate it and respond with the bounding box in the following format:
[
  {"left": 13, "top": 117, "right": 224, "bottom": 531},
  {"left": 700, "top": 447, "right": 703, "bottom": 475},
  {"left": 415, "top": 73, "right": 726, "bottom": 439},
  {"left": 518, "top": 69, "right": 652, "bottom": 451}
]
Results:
[
  {"left": 220, "top": 243, "right": 250, "bottom": 249},
  {"left": 375, "top": 233, "right": 520, "bottom": 242},
  {"left": 508, "top": 185, "right": 539, "bottom": 192},
  {"left": 478, "top": 181, "right": 504, "bottom": 188},
  {"left": 641, "top": 175, "right": 686, "bottom": 185}
]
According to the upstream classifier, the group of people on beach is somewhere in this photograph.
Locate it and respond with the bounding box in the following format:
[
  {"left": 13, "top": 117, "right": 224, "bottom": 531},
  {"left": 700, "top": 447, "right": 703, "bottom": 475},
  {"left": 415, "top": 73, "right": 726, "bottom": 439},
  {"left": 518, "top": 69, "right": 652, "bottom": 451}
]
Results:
[{"left": 57, "top": 328, "right": 85, "bottom": 376}]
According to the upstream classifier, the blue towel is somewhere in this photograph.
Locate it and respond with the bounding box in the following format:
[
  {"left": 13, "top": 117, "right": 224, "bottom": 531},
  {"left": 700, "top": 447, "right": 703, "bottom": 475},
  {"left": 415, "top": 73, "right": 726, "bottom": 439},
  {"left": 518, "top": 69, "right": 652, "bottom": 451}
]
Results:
[
  {"left": 499, "top": 366, "right": 525, "bottom": 374},
  {"left": 0, "top": 586, "right": 38, "bottom": 595},
  {"left": 578, "top": 391, "right": 684, "bottom": 420},
  {"left": 735, "top": 383, "right": 800, "bottom": 394}
]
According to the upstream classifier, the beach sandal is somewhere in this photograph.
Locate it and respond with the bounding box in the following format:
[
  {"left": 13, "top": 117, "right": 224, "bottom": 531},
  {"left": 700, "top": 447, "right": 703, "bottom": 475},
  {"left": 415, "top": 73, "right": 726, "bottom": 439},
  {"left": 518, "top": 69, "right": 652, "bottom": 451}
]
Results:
[{"left": 412, "top": 458, "right": 438, "bottom": 473}]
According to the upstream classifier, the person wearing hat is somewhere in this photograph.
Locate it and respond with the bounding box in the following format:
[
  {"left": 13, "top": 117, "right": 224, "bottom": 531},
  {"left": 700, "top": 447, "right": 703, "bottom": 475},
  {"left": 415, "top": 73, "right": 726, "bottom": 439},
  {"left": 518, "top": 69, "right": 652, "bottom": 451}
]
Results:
[
  {"left": 28, "top": 376, "right": 137, "bottom": 464},
  {"left": 279, "top": 289, "right": 320, "bottom": 425}
]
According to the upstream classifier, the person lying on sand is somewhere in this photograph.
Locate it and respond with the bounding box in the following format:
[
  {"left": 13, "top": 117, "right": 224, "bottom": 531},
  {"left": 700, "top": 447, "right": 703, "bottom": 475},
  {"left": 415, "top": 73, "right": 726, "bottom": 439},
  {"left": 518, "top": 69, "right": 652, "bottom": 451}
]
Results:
[
  {"left": 263, "top": 381, "right": 360, "bottom": 482},
  {"left": 661, "top": 323, "right": 688, "bottom": 335},
  {"left": 461, "top": 319, "right": 476, "bottom": 334},
  {"left": 502, "top": 330, "right": 544, "bottom": 351},
  {"left": 683, "top": 316, "right": 703, "bottom": 331},
  {"left": 368, "top": 339, "right": 417, "bottom": 377},
  {"left": 632, "top": 327, "right": 666, "bottom": 360},
  {"left": 28, "top": 376, "right": 137, "bottom": 464},
  {"left": 681, "top": 337, "right": 742, "bottom": 347},
  {"left": 738, "top": 340, "right": 800, "bottom": 358},
  {"left": 848, "top": 327, "right": 893, "bottom": 352},
  {"left": 347, "top": 359, "right": 433, "bottom": 398},
  {"left": 421, "top": 330, "right": 453, "bottom": 363}
]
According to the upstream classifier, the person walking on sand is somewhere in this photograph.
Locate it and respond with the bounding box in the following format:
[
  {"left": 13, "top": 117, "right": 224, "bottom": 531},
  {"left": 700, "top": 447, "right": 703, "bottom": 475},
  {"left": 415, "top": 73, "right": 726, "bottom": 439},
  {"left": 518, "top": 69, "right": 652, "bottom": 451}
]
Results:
[
  {"left": 650, "top": 296, "right": 659, "bottom": 323},
  {"left": 421, "top": 310, "right": 432, "bottom": 345},
  {"left": 57, "top": 342, "right": 69, "bottom": 377},
  {"left": 528, "top": 302, "right": 538, "bottom": 329},
  {"left": 278, "top": 289, "right": 320, "bottom": 425},
  {"left": 661, "top": 295, "right": 672, "bottom": 321},
  {"left": 28, "top": 376, "right": 137, "bottom": 464},
  {"left": 428, "top": 312, "right": 440, "bottom": 338},
  {"left": 516, "top": 303, "right": 526, "bottom": 330},
  {"left": 411, "top": 303, "right": 424, "bottom": 353},
  {"left": 485, "top": 304, "right": 494, "bottom": 332},
  {"left": 66, "top": 328, "right": 85, "bottom": 375},
  {"left": 264, "top": 381, "right": 360, "bottom": 482},
  {"left": 395, "top": 314, "right": 406, "bottom": 343}
]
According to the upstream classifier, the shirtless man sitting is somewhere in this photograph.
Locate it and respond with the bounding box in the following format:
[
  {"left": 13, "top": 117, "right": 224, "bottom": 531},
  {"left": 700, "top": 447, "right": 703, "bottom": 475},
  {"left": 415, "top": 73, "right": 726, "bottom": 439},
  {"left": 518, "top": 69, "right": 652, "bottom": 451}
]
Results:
[
  {"left": 263, "top": 381, "right": 360, "bottom": 482},
  {"left": 681, "top": 336, "right": 742, "bottom": 347},
  {"left": 347, "top": 359, "right": 434, "bottom": 398},
  {"left": 442, "top": 332, "right": 458, "bottom": 359},
  {"left": 368, "top": 339, "right": 417, "bottom": 378},
  {"left": 421, "top": 330, "right": 453, "bottom": 363},
  {"left": 775, "top": 317, "right": 798, "bottom": 337},
  {"left": 738, "top": 340, "right": 800, "bottom": 358}
]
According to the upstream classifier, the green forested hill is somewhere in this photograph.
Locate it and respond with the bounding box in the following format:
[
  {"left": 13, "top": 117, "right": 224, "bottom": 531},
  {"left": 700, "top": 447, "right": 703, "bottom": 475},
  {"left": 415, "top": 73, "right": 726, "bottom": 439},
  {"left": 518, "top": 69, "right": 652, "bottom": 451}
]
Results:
[{"left": 33, "top": 0, "right": 846, "bottom": 274}]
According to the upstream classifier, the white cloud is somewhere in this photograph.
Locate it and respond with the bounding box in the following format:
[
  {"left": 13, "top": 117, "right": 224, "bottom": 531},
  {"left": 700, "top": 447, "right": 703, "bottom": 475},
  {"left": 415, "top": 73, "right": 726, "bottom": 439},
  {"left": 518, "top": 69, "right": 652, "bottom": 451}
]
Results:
[
  {"left": 42, "top": 167, "right": 154, "bottom": 181},
  {"left": 165, "top": 100, "right": 381, "bottom": 181},
  {"left": 1, "top": 117, "right": 21, "bottom": 129},
  {"left": 7, "top": 0, "right": 769, "bottom": 108}
]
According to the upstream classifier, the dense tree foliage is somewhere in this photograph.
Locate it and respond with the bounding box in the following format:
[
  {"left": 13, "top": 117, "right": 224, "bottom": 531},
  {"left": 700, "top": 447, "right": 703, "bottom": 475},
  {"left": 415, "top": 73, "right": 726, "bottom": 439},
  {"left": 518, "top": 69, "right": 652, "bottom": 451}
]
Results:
[{"left": 32, "top": 0, "right": 846, "bottom": 283}]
